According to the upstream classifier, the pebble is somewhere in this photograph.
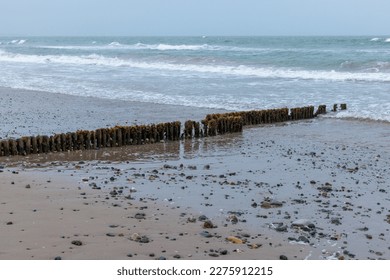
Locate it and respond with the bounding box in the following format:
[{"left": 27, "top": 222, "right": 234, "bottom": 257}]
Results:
[
  {"left": 203, "top": 220, "right": 215, "bottom": 229},
  {"left": 226, "top": 236, "right": 244, "bottom": 244},
  {"left": 260, "top": 198, "right": 283, "bottom": 209},
  {"left": 291, "top": 219, "right": 315, "bottom": 229},
  {"left": 198, "top": 215, "right": 208, "bottom": 221},
  {"left": 297, "top": 236, "right": 310, "bottom": 243},
  {"left": 71, "top": 240, "right": 83, "bottom": 246},
  {"left": 275, "top": 224, "right": 288, "bottom": 232},
  {"left": 279, "top": 255, "right": 288, "bottom": 260},
  {"left": 200, "top": 231, "right": 213, "bottom": 238},
  {"left": 227, "top": 214, "right": 238, "bottom": 224},
  {"left": 219, "top": 249, "right": 228, "bottom": 255},
  {"left": 187, "top": 216, "right": 196, "bottom": 223},
  {"left": 134, "top": 213, "right": 146, "bottom": 220},
  {"left": 208, "top": 253, "right": 219, "bottom": 257}
]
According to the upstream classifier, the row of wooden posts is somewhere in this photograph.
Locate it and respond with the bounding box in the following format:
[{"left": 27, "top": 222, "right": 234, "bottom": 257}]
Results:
[{"left": 0, "top": 104, "right": 346, "bottom": 157}]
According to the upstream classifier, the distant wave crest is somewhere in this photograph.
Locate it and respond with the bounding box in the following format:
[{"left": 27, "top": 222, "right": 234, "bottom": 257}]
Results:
[
  {"left": 41, "top": 42, "right": 221, "bottom": 51},
  {"left": 7, "top": 39, "right": 27, "bottom": 45}
]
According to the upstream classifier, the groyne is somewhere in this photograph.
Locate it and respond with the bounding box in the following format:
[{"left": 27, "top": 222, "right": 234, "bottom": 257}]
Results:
[{"left": 0, "top": 104, "right": 346, "bottom": 157}]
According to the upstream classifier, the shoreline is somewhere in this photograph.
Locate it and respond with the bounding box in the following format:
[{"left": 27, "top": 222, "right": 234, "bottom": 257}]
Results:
[{"left": 1, "top": 116, "right": 389, "bottom": 260}]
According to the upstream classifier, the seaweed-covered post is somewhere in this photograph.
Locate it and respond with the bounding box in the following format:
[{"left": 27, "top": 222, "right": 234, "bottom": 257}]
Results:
[
  {"left": 36, "top": 136, "right": 43, "bottom": 154},
  {"left": 340, "top": 103, "right": 347, "bottom": 110},
  {"left": 17, "top": 138, "right": 25, "bottom": 155},
  {"left": 315, "top": 105, "right": 327, "bottom": 116},
  {"left": 42, "top": 135, "right": 49, "bottom": 153},
  {"left": 85, "top": 131, "right": 91, "bottom": 150},
  {"left": 90, "top": 131, "right": 96, "bottom": 149},
  {"left": 208, "top": 119, "right": 217, "bottom": 136},
  {"left": 194, "top": 121, "right": 200, "bottom": 138},
  {"left": 184, "top": 120, "right": 193, "bottom": 139},
  {"left": 102, "top": 129, "right": 108, "bottom": 147},
  {"left": 116, "top": 128, "right": 122, "bottom": 147},
  {"left": 24, "top": 137, "right": 31, "bottom": 155},
  {"left": 2, "top": 140, "right": 10, "bottom": 156},
  {"left": 59, "top": 133, "right": 66, "bottom": 151},
  {"left": 201, "top": 120, "right": 208, "bottom": 137},
  {"left": 30, "top": 136, "right": 37, "bottom": 154},
  {"left": 71, "top": 132, "right": 78, "bottom": 150}
]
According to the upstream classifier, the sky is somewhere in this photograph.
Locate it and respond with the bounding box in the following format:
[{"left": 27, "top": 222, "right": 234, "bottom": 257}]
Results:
[{"left": 0, "top": 0, "right": 389, "bottom": 36}]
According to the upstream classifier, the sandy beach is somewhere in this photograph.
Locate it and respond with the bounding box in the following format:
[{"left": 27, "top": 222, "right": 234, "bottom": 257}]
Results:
[{"left": 1, "top": 88, "right": 389, "bottom": 260}]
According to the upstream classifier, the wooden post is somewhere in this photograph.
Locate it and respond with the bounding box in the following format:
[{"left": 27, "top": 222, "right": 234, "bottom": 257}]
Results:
[
  {"left": 42, "top": 136, "right": 49, "bottom": 153},
  {"left": 24, "top": 137, "right": 31, "bottom": 155},
  {"left": 36, "top": 136, "right": 43, "bottom": 154},
  {"left": 3, "top": 140, "right": 10, "bottom": 156}
]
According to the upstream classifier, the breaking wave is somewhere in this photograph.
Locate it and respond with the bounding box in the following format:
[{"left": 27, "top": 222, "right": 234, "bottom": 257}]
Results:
[{"left": 1, "top": 50, "right": 390, "bottom": 82}]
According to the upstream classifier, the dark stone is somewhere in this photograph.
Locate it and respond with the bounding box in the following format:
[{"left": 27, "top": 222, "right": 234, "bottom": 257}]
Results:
[
  {"left": 275, "top": 224, "right": 288, "bottom": 232},
  {"left": 331, "top": 218, "right": 342, "bottom": 225},
  {"left": 139, "top": 236, "right": 150, "bottom": 243},
  {"left": 135, "top": 213, "right": 146, "bottom": 219},
  {"left": 279, "top": 255, "right": 288, "bottom": 260},
  {"left": 198, "top": 215, "right": 208, "bottom": 221},
  {"left": 297, "top": 236, "right": 310, "bottom": 243},
  {"left": 200, "top": 231, "right": 213, "bottom": 238},
  {"left": 71, "top": 240, "right": 83, "bottom": 246},
  {"left": 203, "top": 220, "right": 215, "bottom": 229},
  {"left": 109, "top": 190, "right": 118, "bottom": 196},
  {"left": 209, "top": 253, "right": 219, "bottom": 257},
  {"left": 54, "top": 256, "right": 62, "bottom": 260}
]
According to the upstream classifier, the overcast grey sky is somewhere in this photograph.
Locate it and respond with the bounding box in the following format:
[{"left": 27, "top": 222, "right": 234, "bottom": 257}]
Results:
[{"left": 0, "top": 0, "right": 389, "bottom": 36}]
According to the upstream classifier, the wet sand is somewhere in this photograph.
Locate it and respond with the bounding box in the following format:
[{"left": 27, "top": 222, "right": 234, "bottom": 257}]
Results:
[
  {"left": 0, "top": 87, "right": 224, "bottom": 139},
  {"left": 1, "top": 87, "right": 389, "bottom": 260}
]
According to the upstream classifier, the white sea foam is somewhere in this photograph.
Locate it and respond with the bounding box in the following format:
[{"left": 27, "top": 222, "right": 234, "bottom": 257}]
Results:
[
  {"left": 37, "top": 42, "right": 266, "bottom": 53},
  {"left": 1, "top": 50, "right": 390, "bottom": 83},
  {"left": 108, "top": 41, "right": 122, "bottom": 46},
  {"left": 8, "top": 39, "right": 27, "bottom": 45},
  {"left": 385, "top": 38, "right": 390, "bottom": 42},
  {"left": 370, "top": 37, "right": 380, "bottom": 41}
]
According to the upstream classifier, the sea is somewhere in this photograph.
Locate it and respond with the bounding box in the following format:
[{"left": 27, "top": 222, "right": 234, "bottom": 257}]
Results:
[{"left": 0, "top": 36, "right": 389, "bottom": 122}]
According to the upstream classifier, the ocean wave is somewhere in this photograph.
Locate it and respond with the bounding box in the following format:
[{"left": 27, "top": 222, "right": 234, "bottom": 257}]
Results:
[
  {"left": 7, "top": 39, "right": 27, "bottom": 45},
  {"left": 108, "top": 41, "right": 122, "bottom": 47},
  {"left": 340, "top": 60, "right": 390, "bottom": 72},
  {"left": 33, "top": 42, "right": 348, "bottom": 55},
  {"left": 39, "top": 42, "right": 221, "bottom": 51},
  {"left": 385, "top": 38, "right": 390, "bottom": 43},
  {"left": 331, "top": 111, "right": 390, "bottom": 123},
  {"left": 140, "top": 43, "right": 214, "bottom": 51},
  {"left": 1, "top": 50, "right": 390, "bottom": 82},
  {"left": 370, "top": 37, "right": 380, "bottom": 41}
]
